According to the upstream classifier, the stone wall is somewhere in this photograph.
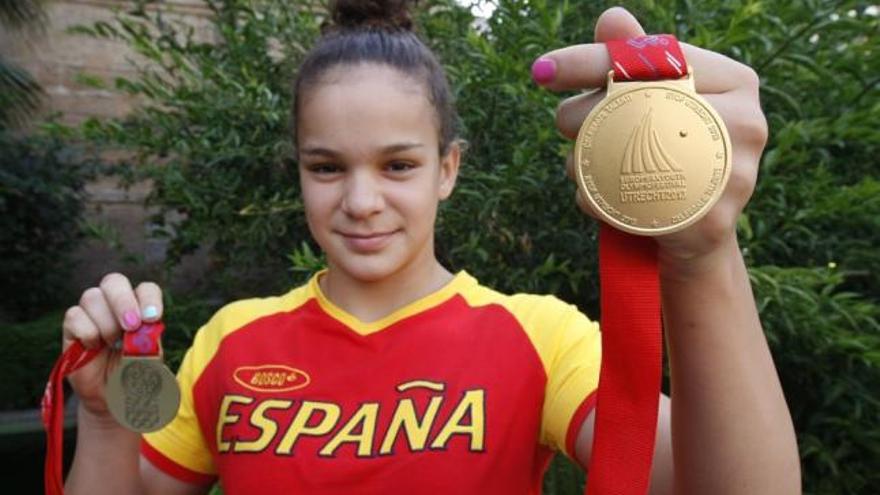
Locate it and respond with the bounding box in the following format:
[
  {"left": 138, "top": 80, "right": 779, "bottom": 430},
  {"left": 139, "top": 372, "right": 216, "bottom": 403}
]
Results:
[{"left": 0, "top": 0, "right": 216, "bottom": 293}]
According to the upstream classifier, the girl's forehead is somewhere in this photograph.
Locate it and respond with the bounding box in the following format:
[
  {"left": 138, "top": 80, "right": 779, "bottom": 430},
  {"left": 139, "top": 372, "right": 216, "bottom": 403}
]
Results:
[
  {"left": 298, "top": 64, "right": 438, "bottom": 149},
  {"left": 312, "top": 63, "right": 426, "bottom": 97}
]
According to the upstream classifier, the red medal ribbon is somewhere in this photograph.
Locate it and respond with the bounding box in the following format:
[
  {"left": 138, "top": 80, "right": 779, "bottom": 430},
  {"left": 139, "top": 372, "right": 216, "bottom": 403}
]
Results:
[
  {"left": 587, "top": 226, "right": 662, "bottom": 495},
  {"left": 585, "top": 35, "right": 687, "bottom": 495},
  {"left": 41, "top": 342, "right": 102, "bottom": 495},
  {"left": 606, "top": 34, "right": 687, "bottom": 82},
  {"left": 123, "top": 321, "right": 165, "bottom": 356},
  {"left": 41, "top": 321, "right": 164, "bottom": 494}
]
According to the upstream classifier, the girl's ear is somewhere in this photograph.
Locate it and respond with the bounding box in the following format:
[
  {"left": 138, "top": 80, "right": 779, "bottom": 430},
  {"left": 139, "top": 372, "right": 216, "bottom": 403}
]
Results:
[{"left": 438, "top": 141, "right": 461, "bottom": 200}]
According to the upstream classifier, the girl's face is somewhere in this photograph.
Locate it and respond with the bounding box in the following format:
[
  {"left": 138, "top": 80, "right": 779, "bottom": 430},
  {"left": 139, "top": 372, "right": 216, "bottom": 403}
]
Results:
[{"left": 297, "top": 64, "right": 460, "bottom": 282}]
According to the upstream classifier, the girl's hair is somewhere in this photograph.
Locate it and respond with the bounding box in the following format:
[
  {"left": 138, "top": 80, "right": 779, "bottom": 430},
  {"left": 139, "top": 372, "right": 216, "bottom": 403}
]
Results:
[{"left": 292, "top": 0, "right": 459, "bottom": 155}]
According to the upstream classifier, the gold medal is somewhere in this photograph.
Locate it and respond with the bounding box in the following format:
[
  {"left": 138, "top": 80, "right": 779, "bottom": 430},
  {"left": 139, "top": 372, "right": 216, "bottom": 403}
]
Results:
[
  {"left": 575, "top": 68, "right": 731, "bottom": 236},
  {"left": 106, "top": 356, "right": 180, "bottom": 433}
]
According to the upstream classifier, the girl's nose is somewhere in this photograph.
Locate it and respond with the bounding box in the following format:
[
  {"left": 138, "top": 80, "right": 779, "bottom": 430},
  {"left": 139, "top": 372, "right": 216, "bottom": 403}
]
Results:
[{"left": 341, "top": 169, "right": 385, "bottom": 219}]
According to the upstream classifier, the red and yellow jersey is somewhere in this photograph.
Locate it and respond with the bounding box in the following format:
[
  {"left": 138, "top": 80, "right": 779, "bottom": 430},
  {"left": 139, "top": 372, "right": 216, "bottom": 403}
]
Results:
[{"left": 142, "top": 270, "right": 601, "bottom": 494}]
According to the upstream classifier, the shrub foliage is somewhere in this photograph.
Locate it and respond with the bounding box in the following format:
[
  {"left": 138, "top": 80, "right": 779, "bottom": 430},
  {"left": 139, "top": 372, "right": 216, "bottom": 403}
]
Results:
[{"left": 0, "top": 133, "right": 98, "bottom": 321}]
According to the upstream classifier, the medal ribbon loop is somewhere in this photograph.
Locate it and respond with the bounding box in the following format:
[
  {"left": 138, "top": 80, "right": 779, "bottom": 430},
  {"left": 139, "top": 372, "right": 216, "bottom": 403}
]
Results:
[
  {"left": 41, "top": 341, "right": 102, "bottom": 495},
  {"left": 41, "top": 321, "right": 164, "bottom": 495},
  {"left": 123, "top": 321, "right": 165, "bottom": 357},
  {"left": 606, "top": 34, "right": 687, "bottom": 82},
  {"left": 584, "top": 34, "right": 688, "bottom": 495}
]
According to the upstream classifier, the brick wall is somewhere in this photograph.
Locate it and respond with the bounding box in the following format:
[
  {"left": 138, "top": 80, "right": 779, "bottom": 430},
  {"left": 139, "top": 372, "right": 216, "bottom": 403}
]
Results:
[{"left": 0, "top": 0, "right": 215, "bottom": 293}]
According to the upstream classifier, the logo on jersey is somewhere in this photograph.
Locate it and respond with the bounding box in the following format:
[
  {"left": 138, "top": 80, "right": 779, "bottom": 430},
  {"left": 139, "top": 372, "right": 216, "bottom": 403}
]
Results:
[
  {"left": 233, "top": 364, "right": 311, "bottom": 393},
  {"left": 216, "top": 379, "right": 486, "bottom": 458}
]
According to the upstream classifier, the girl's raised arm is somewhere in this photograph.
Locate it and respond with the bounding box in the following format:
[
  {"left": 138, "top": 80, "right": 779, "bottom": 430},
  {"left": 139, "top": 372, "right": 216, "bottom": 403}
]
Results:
[{"left": 536, "top": 7, "right": 801, "bottom": 494}]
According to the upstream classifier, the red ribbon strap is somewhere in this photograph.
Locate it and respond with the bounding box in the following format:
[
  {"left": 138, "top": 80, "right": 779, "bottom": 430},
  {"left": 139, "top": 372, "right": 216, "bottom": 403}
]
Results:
[
  {"left": 41, "top": 342, "right": 103, "bottom": 495},
  {"left": 606, "top": 34, "right": 688, "bottom": 81},
  {"left": 123, "top": 321, "right": 165, "bottom": 356},
  {"left": 42, "top": 321, "right": 164, "bottom": 494},
  {"left": 587, "top": 225, "right": 662, "bottom": 495},
  {"left": 584, "top": 34, "right": 687, "bottom": 495}
]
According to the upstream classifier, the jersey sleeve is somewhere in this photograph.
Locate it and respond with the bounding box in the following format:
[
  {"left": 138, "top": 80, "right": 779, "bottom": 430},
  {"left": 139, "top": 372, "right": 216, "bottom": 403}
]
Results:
[
  {"left": 141, "top": 332, "right": 217, "bottom": 485},
  {"left": 537, "top": 301, "right": 602, "bottom": 465}
]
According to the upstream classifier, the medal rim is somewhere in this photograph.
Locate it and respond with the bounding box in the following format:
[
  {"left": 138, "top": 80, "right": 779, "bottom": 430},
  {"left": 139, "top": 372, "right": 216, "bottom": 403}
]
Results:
[
  {"left": 574, "top": 80, "right": 732, "bottom": 236},
  {"left": 106, "top": 357, "right": 181, "bottom": 433}
]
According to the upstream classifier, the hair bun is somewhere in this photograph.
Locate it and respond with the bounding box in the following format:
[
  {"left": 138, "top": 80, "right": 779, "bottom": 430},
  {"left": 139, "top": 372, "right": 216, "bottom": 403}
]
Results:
[{"left": 329, "top": 0, "right": 415, "bottom": 32}]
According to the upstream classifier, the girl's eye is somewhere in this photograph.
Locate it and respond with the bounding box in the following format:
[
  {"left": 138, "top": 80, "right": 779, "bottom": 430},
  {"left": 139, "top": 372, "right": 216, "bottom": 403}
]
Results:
[
  {"left": 387, "top": 161, "right": 415, "bottom": 172},
  {"left": 308, "top": 163, "right": 342, "bottom": 174}
]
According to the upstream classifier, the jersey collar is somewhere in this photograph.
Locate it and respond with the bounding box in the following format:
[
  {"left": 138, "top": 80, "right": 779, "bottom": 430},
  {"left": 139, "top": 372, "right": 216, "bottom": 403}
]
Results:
[{"left": 308, "top": 269, "right": 477, "bottom": 336}]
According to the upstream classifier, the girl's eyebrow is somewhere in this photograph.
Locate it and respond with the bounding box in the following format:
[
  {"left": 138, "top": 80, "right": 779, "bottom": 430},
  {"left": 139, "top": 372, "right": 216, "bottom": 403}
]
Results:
[{"left": 300, "top": 142, "right": 424, "bottom": 157}]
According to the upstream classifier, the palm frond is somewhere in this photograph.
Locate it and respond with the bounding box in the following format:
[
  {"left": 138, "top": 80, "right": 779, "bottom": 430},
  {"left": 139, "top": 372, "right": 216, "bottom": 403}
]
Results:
[
  {"left": 0, "top": 0, "right": 47, "bottom": 29},
  {"left": 0, "top": 58, "right": 44, "bottom": 129}
]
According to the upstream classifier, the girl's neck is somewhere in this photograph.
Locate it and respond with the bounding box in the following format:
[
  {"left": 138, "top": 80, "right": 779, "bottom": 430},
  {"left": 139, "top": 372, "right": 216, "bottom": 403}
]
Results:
[{"left": 320, "top": 253, "right": 454, "bottom": 324}]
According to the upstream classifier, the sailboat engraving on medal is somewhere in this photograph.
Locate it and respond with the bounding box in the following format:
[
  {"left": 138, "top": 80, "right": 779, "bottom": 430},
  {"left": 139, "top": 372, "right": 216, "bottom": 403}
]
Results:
[{"left": 618, "top": 109, "right": 688, "bottom": 204}]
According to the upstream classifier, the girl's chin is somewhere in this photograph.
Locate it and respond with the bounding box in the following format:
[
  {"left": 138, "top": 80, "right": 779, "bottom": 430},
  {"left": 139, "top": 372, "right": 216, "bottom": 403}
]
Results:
[{"left": 328, "top": 254, "right": 407, "bottom": 283}]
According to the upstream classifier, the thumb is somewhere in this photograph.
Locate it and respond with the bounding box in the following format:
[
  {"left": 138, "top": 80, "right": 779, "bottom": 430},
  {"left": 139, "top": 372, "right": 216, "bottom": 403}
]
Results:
[{"left": 594, "top": 7, "right": 647, "bottom": 43}]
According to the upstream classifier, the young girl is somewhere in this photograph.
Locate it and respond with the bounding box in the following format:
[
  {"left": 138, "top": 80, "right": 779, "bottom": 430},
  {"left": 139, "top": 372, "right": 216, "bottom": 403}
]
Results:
[{"left": 61, "top": 2, "right": 800, "bottom": 494}]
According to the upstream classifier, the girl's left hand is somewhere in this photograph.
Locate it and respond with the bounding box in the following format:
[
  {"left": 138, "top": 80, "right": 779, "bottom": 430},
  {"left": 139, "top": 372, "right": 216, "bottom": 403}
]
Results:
[{"left": 533, "top": 7, "right": 768, "bottom": 275}]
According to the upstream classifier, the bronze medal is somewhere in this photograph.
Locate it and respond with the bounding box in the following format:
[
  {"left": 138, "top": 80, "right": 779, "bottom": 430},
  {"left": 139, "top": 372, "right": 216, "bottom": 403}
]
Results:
[
  {"left": 575, "top": 69, "right": 731, "bottom": 236},
  {"left": 106, "top": 356, "right": 180, "bottom": 433}
]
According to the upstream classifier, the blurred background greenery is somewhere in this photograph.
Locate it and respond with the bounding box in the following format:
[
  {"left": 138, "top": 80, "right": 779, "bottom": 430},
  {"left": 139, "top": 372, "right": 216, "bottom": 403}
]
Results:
[{"left": 1, "top": 0, "right": 877, "bottom": 493}]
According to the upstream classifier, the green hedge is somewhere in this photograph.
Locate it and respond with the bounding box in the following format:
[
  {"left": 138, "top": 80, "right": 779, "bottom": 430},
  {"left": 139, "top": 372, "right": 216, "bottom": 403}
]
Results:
[
  {"left": 0, "top": 133, "right": 99, "bottom": 322},
  {"left": 0, "top": 292, "right": 220, "bottom": 411},
  {"left": 0, "top": 310, "right": 64, "bottom": 411}
]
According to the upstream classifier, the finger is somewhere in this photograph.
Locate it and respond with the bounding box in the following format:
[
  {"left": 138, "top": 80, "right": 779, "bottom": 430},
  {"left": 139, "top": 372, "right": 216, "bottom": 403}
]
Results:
[
  {"left": 702, "top": 93, "right": 767, "bottom": 153},
  {"left": 535, "top": 6, "right": 647, "bottom": 91},
  {"left": 721, "top": 145, "right": 760, "bottom": 208},
  {"left": 700, "top": 93, "right": 765, "bottom": 205},
  {"left": 532, "top": 43, "right": 610, "bottom": 91},
  {"left": 565, "top": 148, "right": 575, "bottom": 181},
  {"left": 535, "top": 41, "right": 754, "bottom": 95},
  {"left": 135, "top": 281, "right": 164, "bottom": 322},
  {"left": 564, "top": 147, "right": 594, "bottom": 187},
  {"left": 557, "top": 89, "right": 606, "bottom": 140},
  {"left": 594, "top": 6, "right": 647, "bottom": 43},
  {"left": 680, "top": 44, "right": 758, "bottom": 95},
  {"left": 98, "top": 273, "right": 142, "bottom": 332},
  {"left": 567, "top": 152, "right": 601, "bottom": 221},
  {"left": 79, "top": 287, "right": 121, "bottom": 346},
  {"left": 63, "top": 305, "right": 102, "bottom": 350},
  {"left": 531, "top": 6, "right": 647, "bottom": 87},
  {"left": 575, "top": 188, "right": 601, "bottom": 220}
]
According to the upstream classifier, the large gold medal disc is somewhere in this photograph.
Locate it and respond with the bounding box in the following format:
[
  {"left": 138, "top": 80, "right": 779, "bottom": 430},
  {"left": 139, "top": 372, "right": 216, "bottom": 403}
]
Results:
[
  {"left": 575, "top": 71, "right": 731, "bottom": 236},
  {"left": 106, "top": 357, "right": 180, "bottom": 433}
]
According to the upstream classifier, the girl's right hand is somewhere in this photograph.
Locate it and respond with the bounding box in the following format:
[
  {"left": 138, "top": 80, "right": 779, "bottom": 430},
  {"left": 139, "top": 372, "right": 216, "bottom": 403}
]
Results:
[{"left": 62, "top": 273, "right": 164, "bottom": 418}]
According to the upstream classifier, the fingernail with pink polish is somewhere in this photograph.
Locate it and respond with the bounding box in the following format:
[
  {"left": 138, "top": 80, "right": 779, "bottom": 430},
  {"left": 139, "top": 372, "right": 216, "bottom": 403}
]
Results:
[
  {"left": 123, "top": 310, "right": 140, "bottom": 330},
  {"left": 531, "top": 57, "right": 557, "bottom": 85}
]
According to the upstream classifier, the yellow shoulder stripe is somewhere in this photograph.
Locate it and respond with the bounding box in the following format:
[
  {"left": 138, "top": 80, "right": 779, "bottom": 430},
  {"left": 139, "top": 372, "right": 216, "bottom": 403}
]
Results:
[
  {"left": 459, "top": 284, "right": 601, "bottom": 455},
  {"left": 189, "top": 284, "right": 313, "bottom": 374},
  {"left": 143, "top": 283, "right": 313, "bottom": 475}
]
